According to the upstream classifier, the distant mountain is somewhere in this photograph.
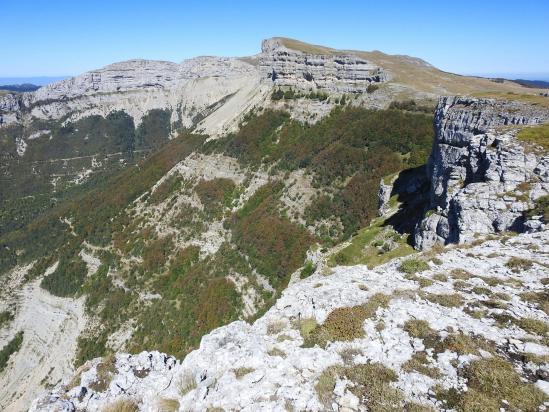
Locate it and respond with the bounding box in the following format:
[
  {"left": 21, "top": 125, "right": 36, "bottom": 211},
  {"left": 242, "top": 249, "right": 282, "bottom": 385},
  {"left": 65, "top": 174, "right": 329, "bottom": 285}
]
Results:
[
  {"left": 0, "top": 83, "right": 40, "bottom": 92},
  {"left": 0, "top": 76, "right": 68, "bottom": 86},
  {"left": 513, "top": 79, "right": 549, "bottom": 89}
]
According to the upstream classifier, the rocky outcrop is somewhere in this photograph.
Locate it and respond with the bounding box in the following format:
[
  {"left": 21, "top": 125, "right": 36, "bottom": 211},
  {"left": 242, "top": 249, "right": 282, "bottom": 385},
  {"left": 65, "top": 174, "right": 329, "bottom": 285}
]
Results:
[
  {"left": 259, "top": 38, "right": 387, "bottom": 93},
  {"left": 414, "top": 96, "right": 549, "bottom": 249}
]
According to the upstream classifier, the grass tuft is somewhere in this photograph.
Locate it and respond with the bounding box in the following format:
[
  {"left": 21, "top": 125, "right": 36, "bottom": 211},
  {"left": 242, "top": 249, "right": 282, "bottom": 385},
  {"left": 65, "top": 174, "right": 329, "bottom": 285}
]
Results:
[
  {"left": 101, "top": 399, "right": 139, "bottom": 412},
  {"left": 399, "top": 258, "right": 429, "bottom": 274},
  {"left": 303, "top": 293, "right": 391, "bottom": 348}
]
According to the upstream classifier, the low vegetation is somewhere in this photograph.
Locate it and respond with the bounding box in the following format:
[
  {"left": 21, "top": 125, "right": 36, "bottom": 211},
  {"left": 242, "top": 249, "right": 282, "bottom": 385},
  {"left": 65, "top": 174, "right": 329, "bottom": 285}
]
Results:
[
  {"left": 0, "top": 310, "right": 14, "bottom": 328},
  {"left": 398, "top": 258, "right": 429, "bottom": 274},
  {"left": 517, "top": 123, "right": 549, "bottom": 150},
  {"left": 329, "top": 219, "right": 414, "bottom": 267},
  {"left": 505, "top": 256, "right": 533, "bottom": 272},
  {"left": 101, "top": 398, "right": 139, "bottom": 412},
  {"left": 316, "top": 362, "right": 429, "bottom": 411},
  {"left": 303, "top": 293, "right": 390, "bottom": 347},
  {"left": 0, "top": 331, "right": 24, "bottom": 372},
  {"left": 437, "top": 357, "right": 548, "bottom": 411}
]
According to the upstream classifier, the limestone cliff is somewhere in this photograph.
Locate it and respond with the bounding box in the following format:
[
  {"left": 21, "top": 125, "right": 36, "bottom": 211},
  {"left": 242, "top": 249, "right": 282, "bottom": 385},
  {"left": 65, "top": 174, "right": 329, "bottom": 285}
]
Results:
[
  {"left": 259, "top": 38, "right": 388, "bottom": 93},
  {"left": 414, "top": 97, "right": 549, "bottom": 249}
]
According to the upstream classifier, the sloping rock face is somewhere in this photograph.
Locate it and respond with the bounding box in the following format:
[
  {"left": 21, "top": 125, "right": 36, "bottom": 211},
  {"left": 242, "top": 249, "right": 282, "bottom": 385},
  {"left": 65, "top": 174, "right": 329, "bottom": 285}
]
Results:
[
  {"left": 259, "top": 38, "right": 387, "bottom": 93},
  {"left": 30, "top": 231, "right": 549, "bottom": 411},
  {"left": 414, "top": 97, "right": 549, "bottom": 249},
  {"left": 0, "top": 57, "right": 264, "bottom": 136}
]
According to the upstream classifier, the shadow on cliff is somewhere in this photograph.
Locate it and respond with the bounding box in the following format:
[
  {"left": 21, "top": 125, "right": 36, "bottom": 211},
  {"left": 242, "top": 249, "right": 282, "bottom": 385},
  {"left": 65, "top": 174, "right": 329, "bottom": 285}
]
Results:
[{"left": 382, "top": 165, "right": 430, "bottom": 244}]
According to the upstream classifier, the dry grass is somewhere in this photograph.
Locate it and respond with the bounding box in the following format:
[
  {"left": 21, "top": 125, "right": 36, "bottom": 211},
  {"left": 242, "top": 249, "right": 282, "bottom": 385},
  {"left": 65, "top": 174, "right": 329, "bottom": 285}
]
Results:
[
  {"left": 101, "top": 399, "right": 139, "bottom": 412},
  {"left": 268, "top": 348, "right": 286, "bottom": 357},
  {"left": 432, "top": 273, "right": 448, "bottom": 282},
  {"left": 405, "top": 273, "right": 434, "bottom": 288},
  {"left": 473, "top": 91, "right": 549, "bottom": 109},
  {"left": 177, "top": 369, "right": 196, "bottom": 396},
  {"left": 403, "top": 319, "right": 437, "bottom": 340},
  {"left": 89, "top": 355, "right": 117, "bottom": 392},
  {"left": 434, "top": 333, "right": 493, "bottom": 356},
  {"left": 303, "top": 293, "right": 391, "bottom": 348},
  {"left": 515, "top": 317, "right": 549, "bottom": 336},
  {"left": 520, "top": 291, "right": 549, "bottom": 315},
  {"left": 449, "top": 268, "right": 472, "bottom": 280},
  {"left": 266, "top": 319, "right": 287, "bottom": 335},
  {"left": 156, "top": 398, "right": 180, "bottom": 412},
  {"left": 506, "top": 256, "right": 533, "bottom": 272},
  {"left": 402, "top": 352, "right": 442, "bottom": 379},
  {"left": 460, "top": 357, "right": 548, "bottom": 411},
  {"left": 421, "top": 292, "right": 464, "bottom": 308},
  {"left": 316, "top": 362, "right": 429, "bottom": 411},
  {"left": 233, "top": 367, "right": 254, "bottom": 379},
  {"left": 311, "top": 294, "right": 389, "bottom": 347}
]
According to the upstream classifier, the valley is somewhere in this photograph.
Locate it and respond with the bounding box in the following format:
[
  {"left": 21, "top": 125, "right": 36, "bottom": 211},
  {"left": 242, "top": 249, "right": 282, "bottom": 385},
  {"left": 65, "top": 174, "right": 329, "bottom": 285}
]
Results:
[{"left": 0, "top": 37, "right": 548, "bottom": 411}]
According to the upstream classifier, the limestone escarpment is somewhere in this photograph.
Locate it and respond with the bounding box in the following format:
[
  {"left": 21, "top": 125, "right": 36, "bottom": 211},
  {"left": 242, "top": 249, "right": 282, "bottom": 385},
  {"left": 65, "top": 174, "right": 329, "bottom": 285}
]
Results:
[
  {"left": 0, "top": 56, "right": 263, "bottom": 137},
  {"left": 259, "top": 38, "right": 388, "bottom": 93},
  {"left": 414, "top": 96, "right": 549, "bottom": 249}
]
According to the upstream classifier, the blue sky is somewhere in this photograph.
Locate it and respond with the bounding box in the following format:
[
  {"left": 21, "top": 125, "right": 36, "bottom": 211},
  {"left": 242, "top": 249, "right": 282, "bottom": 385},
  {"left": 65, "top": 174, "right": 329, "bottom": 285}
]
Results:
[{"left": 3, "top": 0, "right": 549, "bottom": 79}]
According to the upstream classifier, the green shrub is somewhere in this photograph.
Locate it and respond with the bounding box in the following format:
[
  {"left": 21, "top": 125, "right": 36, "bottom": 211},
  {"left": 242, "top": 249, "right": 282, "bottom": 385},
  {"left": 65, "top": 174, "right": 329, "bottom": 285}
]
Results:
[
  {"left": 41, "top": 253, "right": 88, "bottom": 297},
  {"left": 0, "top": 310, "right": 14, "bottom": 328},
  {"left": 148, "top": 175, "right": 183, "bottom": 204},
  {"left": 526, "top": 195, "right": 549, "bottom": 222},
  {"left": 398, "top": 258, "right": 429, "bottom": 274},
  {"left": 300, "top": 261, "right": 316, "bottom": 278},
  {"left": 0, "top": 331, "right": 23, "bottom": 372},
  {"left": 195, "top": 177, "right": 236, "bottom": 214}
]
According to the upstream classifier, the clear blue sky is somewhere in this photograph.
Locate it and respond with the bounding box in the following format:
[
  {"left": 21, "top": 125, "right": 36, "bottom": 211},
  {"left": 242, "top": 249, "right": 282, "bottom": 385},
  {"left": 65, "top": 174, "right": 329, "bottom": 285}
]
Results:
[{"left": 3, "top": 0, "right": 549, "bottom": 79}]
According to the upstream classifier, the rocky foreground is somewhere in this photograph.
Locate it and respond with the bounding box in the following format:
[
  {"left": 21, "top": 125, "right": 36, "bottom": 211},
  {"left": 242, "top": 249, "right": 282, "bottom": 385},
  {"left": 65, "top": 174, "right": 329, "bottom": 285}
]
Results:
[{"left": 31, "top": 230, "right": 549, "bottom": 411}]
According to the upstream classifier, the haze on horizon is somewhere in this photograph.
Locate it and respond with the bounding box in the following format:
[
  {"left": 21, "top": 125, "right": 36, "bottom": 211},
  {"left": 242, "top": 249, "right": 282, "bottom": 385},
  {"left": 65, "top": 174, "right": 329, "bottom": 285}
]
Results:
[{"left": 3, "top": 0, "right": 549, "bottom": 81}]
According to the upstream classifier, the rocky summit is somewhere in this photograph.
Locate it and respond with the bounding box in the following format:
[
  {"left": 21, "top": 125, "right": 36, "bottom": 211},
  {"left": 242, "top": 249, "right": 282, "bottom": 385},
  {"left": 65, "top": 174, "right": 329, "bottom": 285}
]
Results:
[{"left": 0, "top": 37, "right": 548, "bottom": 412}]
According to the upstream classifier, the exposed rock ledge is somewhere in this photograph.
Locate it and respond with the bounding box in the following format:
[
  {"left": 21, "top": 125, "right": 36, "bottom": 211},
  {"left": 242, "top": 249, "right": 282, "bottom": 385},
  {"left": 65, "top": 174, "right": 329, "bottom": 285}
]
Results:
[
  {"left": 414, "top": 96, "right": 549, "bottom": 249},
  {"left": 259, "top": 38, "right": 388, "bottom": 93},
  {"left": 31, "top": 231, "right": 549, "bottom": 411}
]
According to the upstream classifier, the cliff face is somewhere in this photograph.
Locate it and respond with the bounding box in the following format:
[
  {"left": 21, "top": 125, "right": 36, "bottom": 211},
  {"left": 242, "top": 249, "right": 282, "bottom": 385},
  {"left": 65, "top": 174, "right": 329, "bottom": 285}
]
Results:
[
  {"left": 259, "top": 38, "right": 387, "bottom": 93},
  {"left": 414, "top": 97, "right": 549, "bottom": 249}
]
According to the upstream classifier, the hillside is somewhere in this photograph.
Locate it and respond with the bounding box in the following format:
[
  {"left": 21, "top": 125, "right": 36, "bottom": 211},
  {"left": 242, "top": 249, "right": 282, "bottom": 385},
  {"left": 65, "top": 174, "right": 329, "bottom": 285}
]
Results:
[{"left": 0, "top": 38, "right": 548, "bottom": 411}]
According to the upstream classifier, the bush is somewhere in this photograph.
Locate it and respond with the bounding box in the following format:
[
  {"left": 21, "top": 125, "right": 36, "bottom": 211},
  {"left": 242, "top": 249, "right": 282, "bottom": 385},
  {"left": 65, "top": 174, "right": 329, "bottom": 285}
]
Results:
[
  {"left": 398, "top": 258, "right": 429, "bottom": 274},
  {"left": 142, "top": 236, "right": 174, "bottom": 273},
  {"left": 300, "top": 261, "right": 316, "bottom": 278},
  {"left": 0, "top": 310, "right": 14, "bottom": 328},
  {"left": 0, "top": 331, "right": 23, "bottom": 372},
  {"left": 41, "top": 253, "right": 88, "bottom": 297},
  {"left": 195, "top": 178, "right": 236, "bottom": 214}
]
